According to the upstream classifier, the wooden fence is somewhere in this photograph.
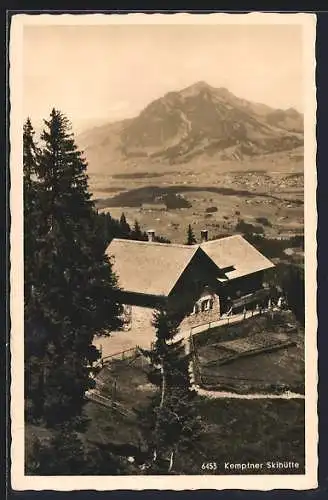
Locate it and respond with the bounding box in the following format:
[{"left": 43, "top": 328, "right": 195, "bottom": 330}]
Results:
[
  {"left": 95, "top": 345, "right": 142, "bottom": 368},
  {"left": 188, "top": 304, "right": 279, "bottom": 337},
  {"left": 85, "top": 389, "right": 135, "bottom": 417}
]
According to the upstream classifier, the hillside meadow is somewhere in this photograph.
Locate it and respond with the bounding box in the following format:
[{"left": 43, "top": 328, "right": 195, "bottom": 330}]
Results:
[{"left": 88, "top": 155, "right": 304, "bottom": 245}]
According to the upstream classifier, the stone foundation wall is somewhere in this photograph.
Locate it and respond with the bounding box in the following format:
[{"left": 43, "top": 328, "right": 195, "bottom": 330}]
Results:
[
  {"left": 179, "top": 291, "right": 220, "bottom": 332},
  {"left": 122, "top": 288, "right": 222, "bottom": 341}
]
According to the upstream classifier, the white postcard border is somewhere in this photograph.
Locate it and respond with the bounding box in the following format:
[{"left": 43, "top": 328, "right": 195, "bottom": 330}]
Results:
[{"left": 10, "top": 12, "right": 318, "bottom": 491}]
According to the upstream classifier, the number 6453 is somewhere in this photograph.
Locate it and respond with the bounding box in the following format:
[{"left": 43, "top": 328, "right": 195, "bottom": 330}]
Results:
[{"left": 201, "top": 462, "right": 217, "bottom": 470}]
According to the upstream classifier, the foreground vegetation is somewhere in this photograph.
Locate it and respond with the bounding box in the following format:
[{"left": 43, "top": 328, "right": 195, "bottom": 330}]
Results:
[
  {"left": 26, "top": 354, "right": 305, "bottom": 475},
  {"left": 24, "top": 111, "right": 176, "bottom": 474}
]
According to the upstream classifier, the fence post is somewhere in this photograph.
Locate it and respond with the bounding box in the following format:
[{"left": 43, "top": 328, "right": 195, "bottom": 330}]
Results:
[{"left": 112, "top": 380, "right": 117, "bottom": 400}]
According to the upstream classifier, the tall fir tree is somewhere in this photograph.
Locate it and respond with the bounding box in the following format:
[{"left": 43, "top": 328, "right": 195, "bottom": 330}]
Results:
[
  {"left": 119, "top": 212, "right": 131, "bottom": 238},
  {"left": 139, "top": 307, "right": 202, "bottom": 473},
  {"left": 26, "top": 109, "right": 122, "bottom": 425},
  {"left": 185, "top": 224, "right": 197, "bottom": 245},
  {"left": 23, "top": 118, "right": 40, "bottom": 301},
  {"left": 23, "top": 118, "right": 50, "bottom": 421}
]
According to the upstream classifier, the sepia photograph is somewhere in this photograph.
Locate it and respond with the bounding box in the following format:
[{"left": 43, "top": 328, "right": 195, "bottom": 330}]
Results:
[{"left": 10, "top": 12, "right": 317, "bottom": 491}]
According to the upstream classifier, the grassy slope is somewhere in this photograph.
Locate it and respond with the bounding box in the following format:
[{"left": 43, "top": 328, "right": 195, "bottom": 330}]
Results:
[
  {"left": 194, "top": 310, "right": 303, "bottom": 346},
  {"left": 26, "top": 395, "right": 305, "bottom": 475},
  {"left": 80, "top": 396, "right": 305, "bottom": 475},
  {"left": 84, "top": 348, "right": 304, "bottom": 474},
  {"left": 186, "top": 397, "right": 304, "bottom": 475},
  {"left": 194, "top": 311, "right": 304, "bottom": 393}
]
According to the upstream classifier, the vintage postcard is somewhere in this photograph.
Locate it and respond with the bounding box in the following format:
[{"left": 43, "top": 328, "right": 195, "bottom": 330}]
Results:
[{"left": 10, "top": 12, "right": 317, "bottom": 491}]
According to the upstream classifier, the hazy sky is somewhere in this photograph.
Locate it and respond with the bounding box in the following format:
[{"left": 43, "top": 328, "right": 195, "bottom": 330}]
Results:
[{"left": 23, "top": 23, "right": 303, "bottom": 133}]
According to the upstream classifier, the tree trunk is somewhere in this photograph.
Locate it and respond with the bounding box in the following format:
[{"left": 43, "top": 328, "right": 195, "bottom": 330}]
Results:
[
  {"left": 168, "top": 449, "right": 175, "bottom": 472},
  {"left": 152, "top": 359, "right": 166, "bottom": 466},
  {"left": 160, "top": 359, "right": 166, "bottom": 408}
]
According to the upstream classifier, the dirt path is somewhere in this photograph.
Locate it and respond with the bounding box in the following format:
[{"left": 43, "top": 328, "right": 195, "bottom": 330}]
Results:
[
  {"left": 94, "top": 308, "right": 267, "bottom": 359},
  {"left": 193, "top": 385, "right": 305, "bottom": 400}
]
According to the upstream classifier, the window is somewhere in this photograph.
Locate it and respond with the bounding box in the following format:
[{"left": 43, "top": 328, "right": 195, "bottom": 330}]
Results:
[
  {"left": 194, "top": 303, "right": 199, "bottom": 314},
  {"left": 194, "top": 296, "right": 214, "bottom": 314},
  {"left": 205, "top": 299, "right": 213, "bottom": 311}
]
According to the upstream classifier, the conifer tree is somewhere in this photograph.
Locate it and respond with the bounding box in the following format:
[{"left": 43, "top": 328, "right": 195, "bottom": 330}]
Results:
[
  {"left": 23, "top": 118, "right": 49, "bottom": 421},
  {"left": 23, "top": 118, "right": 37, "bottom": 182},
  {"left": 27, "top": 109, "right": 122, "bottom": 425},
  {"left": 97, "top": 211, "right": 124, "bottom": 247},
  {"left": 131, "top": 220, "right": 143, "bottom": 240},
  {"left": 140, "top": 307, "right": 202, "bottom": 473},
  {"left": 119, "top": 212, "right": 131, "bottom": 238},
  {"left": 185, "top": 224, "right": 197, "bottom": 245},
  {"left": 23, "top": 118, "right": 40, "bottom": 302}
]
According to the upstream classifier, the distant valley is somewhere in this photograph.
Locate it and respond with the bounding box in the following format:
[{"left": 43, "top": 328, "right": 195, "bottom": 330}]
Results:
[{"left": 76, "top": 82, "right": 304, "bottom": 246}]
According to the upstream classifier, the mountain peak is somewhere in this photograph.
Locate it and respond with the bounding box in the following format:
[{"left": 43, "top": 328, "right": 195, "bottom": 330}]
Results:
[
  {"left": 192, "top": 80, "right": 212, "bottom": 90},
  {"left": 181, "top": 81, "right": 214, "bottom": 97},
  {"left": 78, "top": 83, "right": 304, "bottom": 172},
  {"left": 179, "top": 82, "right": 238, "bottom": 103}
]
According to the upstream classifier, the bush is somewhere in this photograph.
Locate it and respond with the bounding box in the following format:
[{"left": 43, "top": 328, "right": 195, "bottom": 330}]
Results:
[
  {"left": 235, "top": 219, "right": 264, "bottom": 235},
  {"left": 264, "top": 262, "right": 305, "bottom": 326},
  {"left": 245, "top": 233, "right": 304, "bottom": 260},
  {"left": 205, "top": 206, "right": 218, "bottom": 213},
  {"left": 255, "top": 217, "right": 272, "bottom": 227},
  {"left": 164, "top": 193, "right": 191, "bottom": 209},
  {"left": 289, "top": 235, "right": 304, "bottom": 249}
]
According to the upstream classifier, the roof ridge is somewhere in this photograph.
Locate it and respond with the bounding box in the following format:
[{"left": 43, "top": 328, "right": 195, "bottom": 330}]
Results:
[
  {"left": 109, "top": 238, "right": 195, "bottom": 250},
  {"left": 110, "top": 234, "right": 245, "bottom": 250},
  {"left": 200, "top": 234, "right": 243, "bottom": 245}
]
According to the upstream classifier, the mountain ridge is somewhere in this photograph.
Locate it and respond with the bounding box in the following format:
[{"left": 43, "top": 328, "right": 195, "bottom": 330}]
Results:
[{"left": 77, "top": 82, "right": 303, "bottom": 173}]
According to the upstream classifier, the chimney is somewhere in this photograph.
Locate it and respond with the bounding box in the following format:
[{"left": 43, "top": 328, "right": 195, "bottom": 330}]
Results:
[
  {"left": 147, "top": 229, "right": 155, "bottom": 242},
  {"left": 200, "top": 229, "right": 208, "bottom": 242}
]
